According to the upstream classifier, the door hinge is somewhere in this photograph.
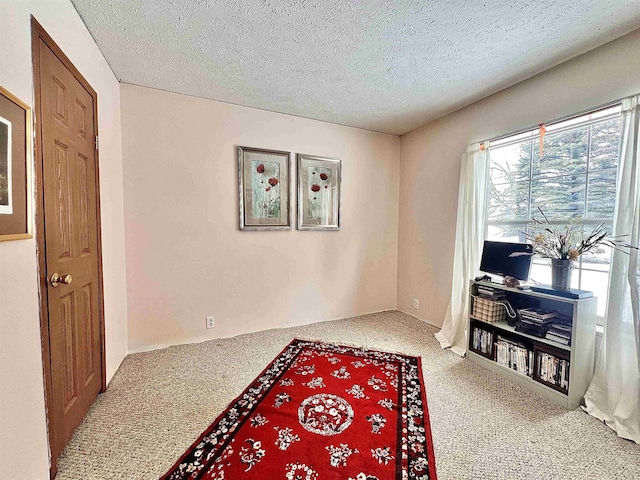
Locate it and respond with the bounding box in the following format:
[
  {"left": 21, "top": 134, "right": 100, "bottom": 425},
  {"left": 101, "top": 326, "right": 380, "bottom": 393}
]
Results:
[{"left": 95, "top": 135, "right": 99, "bottom": 150}]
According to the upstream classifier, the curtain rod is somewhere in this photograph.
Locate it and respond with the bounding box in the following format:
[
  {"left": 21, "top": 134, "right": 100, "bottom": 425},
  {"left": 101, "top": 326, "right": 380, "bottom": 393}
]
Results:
[{"left": 479, "top": 97, "right": 626, "bottom": 147}]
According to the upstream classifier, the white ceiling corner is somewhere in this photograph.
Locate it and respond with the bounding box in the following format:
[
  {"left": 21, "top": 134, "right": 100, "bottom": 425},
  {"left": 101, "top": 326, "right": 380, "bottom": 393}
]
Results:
[{"left": 71, "top": 0, "right": 640, "bottom": 135}]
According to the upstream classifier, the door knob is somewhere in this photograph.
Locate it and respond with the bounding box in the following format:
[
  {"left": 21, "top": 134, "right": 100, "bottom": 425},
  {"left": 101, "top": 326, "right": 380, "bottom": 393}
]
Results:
[{"left": 50, "top": 273, "right": 72, "bottom": 287}]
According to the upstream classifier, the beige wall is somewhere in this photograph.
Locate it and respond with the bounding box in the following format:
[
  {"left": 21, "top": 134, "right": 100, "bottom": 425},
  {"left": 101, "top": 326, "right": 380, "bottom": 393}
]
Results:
[
  {"left": 0, "top": 1, "right": 128, "bottom": 477},
  {"left": 397, "top": 29, "right": 640, "bottom": 326},
  {"left": 121, "top": 84, "right": 400, "bottom": 352}
]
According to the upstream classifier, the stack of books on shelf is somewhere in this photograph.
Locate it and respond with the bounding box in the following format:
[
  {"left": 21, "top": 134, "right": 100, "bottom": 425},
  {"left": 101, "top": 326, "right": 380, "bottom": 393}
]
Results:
[
  {"left": 476, "top": 285, "right": 506, "bottom": 300},
  {"left": 546, "top": 323, "right": 572, "bottom": 346},
  {"left": 495, "top": 336, "right": 534, "bottom": 377},
  {"left": 472, "top": 327, "right": 493, "bottom": 356},
  {"left": 516, "top": 308, "right": 557, "bottom": 338},
  {"left": 537, "top": 352, "right": 570, "bottom": 390}
]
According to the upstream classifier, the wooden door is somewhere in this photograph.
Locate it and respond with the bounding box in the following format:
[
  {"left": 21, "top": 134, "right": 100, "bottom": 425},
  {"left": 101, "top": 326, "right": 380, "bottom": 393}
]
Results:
[{"left": 32, "top": 19, "right": 106, "bottom": 477}]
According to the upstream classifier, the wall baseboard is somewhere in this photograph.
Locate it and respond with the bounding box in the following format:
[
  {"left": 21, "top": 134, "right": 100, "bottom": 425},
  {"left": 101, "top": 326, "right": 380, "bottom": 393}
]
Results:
[
  {"left": 127, "top": 309, "right": 399, "bottom": 355},
  {"left": 127, "top": 343, "right": 172, "bottom": 354},
  {"left": 396, "top": 308, "right": 442, "bottom": 329}
]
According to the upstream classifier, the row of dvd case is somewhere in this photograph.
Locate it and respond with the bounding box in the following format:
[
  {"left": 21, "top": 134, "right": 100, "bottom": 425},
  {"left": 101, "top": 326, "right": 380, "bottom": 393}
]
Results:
[
  {"left": 536, "top": 351, "right": 570, "bottom": 390},
  {"left": 495, "top": 336, "right": 534, "bottom": 377},
  {"left": 472, "top": 325, "right": 570, "bottom": 391},
  {"left": 471, "top": 327, "right": 493, "bottom": 355}
]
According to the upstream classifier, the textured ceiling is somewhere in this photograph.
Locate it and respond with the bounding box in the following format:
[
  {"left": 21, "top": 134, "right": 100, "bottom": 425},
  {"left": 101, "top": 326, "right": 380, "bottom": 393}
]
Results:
[{"left": 71, "top": 0, "right": 640, "bottom": 135}]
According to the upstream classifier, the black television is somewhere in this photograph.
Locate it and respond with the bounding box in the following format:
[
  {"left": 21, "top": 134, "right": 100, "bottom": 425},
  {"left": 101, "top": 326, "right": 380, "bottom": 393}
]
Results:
[{"left": 479, "top": 241, "right": 533, "bottom": 281}]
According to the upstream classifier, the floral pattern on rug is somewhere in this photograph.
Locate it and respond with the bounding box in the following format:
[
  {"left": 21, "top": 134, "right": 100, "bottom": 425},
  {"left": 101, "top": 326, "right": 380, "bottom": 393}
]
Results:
[{"left": 161, "top": 339, "right": 437, "bottom": 480}]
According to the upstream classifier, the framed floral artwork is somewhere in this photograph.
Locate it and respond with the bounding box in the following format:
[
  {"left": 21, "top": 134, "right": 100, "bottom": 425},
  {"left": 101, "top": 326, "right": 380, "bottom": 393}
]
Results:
[
  {"left": 0, "top": 85, "right": 32, "bottom": 241},
  {"left": 297, "top": 154, "right": 341, "bottom": 230},
  {"left": 238, "top": 146, "right": 291, "bottom": 230}
]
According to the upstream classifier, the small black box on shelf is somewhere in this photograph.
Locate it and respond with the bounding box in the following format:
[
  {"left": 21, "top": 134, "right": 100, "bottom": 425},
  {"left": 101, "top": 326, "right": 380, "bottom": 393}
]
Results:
[{"left": 515, "top": 319, "right": 549, "bottom": 338}]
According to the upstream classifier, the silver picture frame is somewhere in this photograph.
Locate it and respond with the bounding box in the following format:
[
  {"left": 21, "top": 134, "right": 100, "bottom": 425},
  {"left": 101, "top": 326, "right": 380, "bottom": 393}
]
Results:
[
  {"left": 297, "top": 153, "right": 341, "bottom": 230},
  {"left": 238, "top": 146, "right": 291, "bottom": 230}
]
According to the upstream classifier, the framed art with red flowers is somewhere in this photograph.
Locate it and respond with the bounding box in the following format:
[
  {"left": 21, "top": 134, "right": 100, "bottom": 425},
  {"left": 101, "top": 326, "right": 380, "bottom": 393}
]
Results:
[
  {"left": 238, "top": 146, "right": 291, "bottom": 230},
  {"left": 297, "top": 153, "right": 341, "bottom": 230},
  {"left": 0, "top": 85, "right": 33, "bottom": 241}
]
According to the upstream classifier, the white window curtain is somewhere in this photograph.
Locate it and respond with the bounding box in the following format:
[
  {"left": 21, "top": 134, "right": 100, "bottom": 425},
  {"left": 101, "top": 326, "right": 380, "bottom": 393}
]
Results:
[
  {"left": 435, "top": 143, "right": 488, "bottom": 356},
  {"left": 583, "top": 95, "right": 640, "bottom": 443}
]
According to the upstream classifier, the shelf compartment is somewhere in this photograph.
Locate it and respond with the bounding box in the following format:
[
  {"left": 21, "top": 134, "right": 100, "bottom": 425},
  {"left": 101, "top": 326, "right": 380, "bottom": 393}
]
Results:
[
  {"left": 469, "top": 324, "right": 495, "bottom": 359},
  {"left": 494, "top": 336, "right": 534, "bottom": 378},
  {"left": 533, "top": 343, "right": 571, "bottom": 395},
  {"left": 470, "top": 315, "right": 572, "bottom": 352}
]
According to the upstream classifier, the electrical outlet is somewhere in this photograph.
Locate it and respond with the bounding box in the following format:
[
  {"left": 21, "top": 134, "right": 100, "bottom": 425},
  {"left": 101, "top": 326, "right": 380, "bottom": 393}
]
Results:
[
  {"left": 413, "top": 299, "right": 419, "bottom": 309},
  {"left": 206, "top": 316, "right": 215, "bottom": 329}
]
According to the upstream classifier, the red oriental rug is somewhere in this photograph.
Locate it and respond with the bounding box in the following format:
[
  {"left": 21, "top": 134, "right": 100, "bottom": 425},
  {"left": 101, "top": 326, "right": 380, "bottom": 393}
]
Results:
[{"left": 162, "top": 339, "right": 437, "bottom": 480}]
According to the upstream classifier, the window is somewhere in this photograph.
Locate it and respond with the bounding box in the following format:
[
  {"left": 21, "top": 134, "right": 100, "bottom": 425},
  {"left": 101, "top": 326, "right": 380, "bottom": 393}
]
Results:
[{"left": 486, "top": 105, "right": 622, "bottom": 318}]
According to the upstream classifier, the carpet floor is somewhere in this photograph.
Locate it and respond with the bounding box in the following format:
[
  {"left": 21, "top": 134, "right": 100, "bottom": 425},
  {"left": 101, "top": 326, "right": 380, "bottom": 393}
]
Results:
[{"left": 56, "top": 311, "right": 640, "bottom": 479}]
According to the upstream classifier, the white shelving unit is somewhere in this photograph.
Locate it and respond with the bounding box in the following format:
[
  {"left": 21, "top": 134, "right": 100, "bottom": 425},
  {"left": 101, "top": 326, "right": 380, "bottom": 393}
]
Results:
[{"left": 467, "top": 280, "right": 597, "bottom": 409}]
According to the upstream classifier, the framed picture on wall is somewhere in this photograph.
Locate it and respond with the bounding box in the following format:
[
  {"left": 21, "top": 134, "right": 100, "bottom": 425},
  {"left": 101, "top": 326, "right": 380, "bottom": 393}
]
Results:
[
  {"left": 297, "top": 153, "right": 341, "bottom": 230},
  {"left": 238, "top": 146, "right": 291, "bottom": 230},
  {"left": 0, "top": 85, "right": 32, "bottom": 241}
]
